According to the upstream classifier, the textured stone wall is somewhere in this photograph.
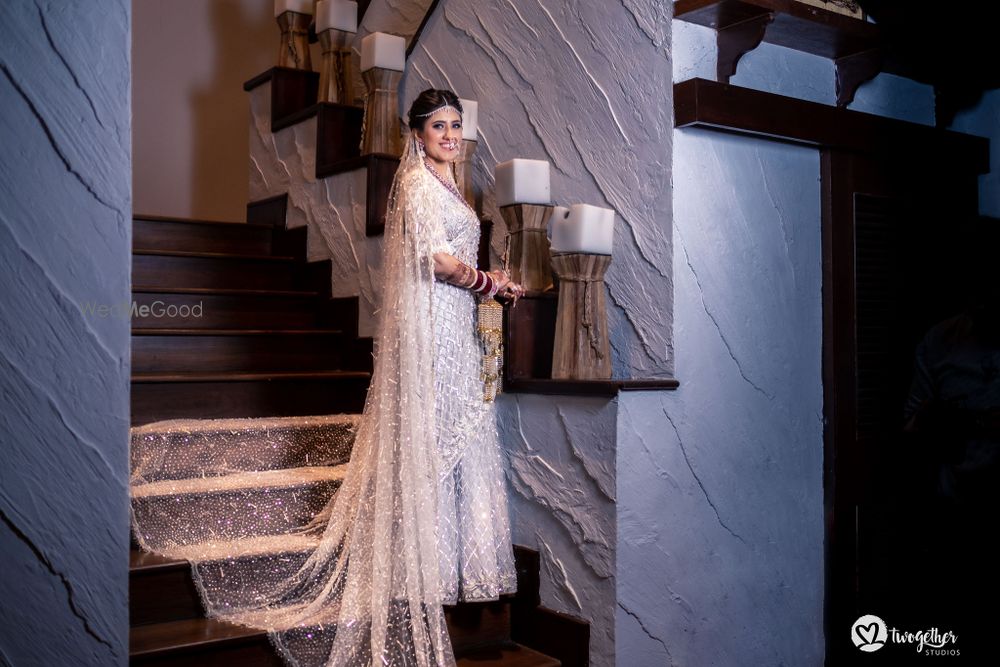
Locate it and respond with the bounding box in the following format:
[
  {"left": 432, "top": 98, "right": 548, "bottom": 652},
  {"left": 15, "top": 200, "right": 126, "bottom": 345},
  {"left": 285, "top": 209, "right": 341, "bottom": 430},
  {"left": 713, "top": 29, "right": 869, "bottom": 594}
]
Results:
[
  {"left": 616, "top": 128, "right": 825, "bottom": 666},
  {"left": 404, "top": 0, "right": 673, "bottom": 379},
  {"left": 0, "top": 1, "right": 131, "bottom": 664},
  {"left": 497, "top": 395, "right": 618, "bottom": 666},
  {"left": 248, "top": 83, "right": 384, "bottom": 336},
  {"left": 951, "top": 88, "right": 1000, "bottom": 218}
]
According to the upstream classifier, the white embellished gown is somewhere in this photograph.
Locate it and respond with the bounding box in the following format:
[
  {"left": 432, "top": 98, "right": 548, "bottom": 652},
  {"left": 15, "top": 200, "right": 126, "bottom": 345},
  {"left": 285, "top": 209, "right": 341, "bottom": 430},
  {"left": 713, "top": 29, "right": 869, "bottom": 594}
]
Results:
[{"left": 413, "top": 163, "right": 518, "bottom": 604}]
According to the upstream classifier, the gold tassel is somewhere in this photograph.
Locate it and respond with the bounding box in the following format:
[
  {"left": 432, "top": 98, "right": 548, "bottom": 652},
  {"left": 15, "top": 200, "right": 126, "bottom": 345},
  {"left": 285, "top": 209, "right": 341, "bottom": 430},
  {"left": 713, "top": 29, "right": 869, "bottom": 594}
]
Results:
[{"left": 478, "top": 299, "right": 504, "bottom": 402}]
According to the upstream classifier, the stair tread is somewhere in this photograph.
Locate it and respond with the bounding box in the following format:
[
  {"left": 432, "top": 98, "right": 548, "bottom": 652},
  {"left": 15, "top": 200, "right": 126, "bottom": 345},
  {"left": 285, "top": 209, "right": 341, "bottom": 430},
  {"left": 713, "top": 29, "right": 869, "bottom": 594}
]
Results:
[
  {"left": 134, "top": 249, "right": 297, "bottom": 262},
  {"left": 457, "top": 643, "right": 560, "bottom": 667},
  {"left": 130, "top": 617, "right": 266, "bottom": 657},
  {"left": 132, "top": 533, "right": 321, "bottom": 570},
  {"left": 131, "top": 285, "right": 320, "bottom": 297},
  {"left": 131, "top": 413, "right": 360, "bottom": 436},
  {"left": 132, "top": 370, "right": 371, "bottom": 382},
  {"left": 132, "top": 464, "right": 349, "bottom": 499},
  {"left": 134, "top": 214, "right": 276, "bottom": 229},
  {"left": 133, "top": 619, "right": 555, "bottom": 666},
  {"left": 132, "top": 328, "right": 344, "bottom": 336}
]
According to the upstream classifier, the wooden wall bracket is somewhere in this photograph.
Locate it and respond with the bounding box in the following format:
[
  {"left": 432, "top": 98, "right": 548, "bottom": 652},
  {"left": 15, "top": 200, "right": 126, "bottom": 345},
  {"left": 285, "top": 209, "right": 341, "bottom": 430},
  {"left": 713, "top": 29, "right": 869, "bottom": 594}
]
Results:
[
  {"left": 834, "top": 48, "right": 882, "bottom": 108},
  {"left": 718, "top": 11, "right": 775, "bottom": 83}
]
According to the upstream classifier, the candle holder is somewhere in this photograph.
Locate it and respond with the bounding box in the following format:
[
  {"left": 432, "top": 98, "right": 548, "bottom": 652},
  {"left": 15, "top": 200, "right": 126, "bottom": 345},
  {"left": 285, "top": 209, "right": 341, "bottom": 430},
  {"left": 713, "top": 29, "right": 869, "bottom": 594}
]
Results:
[
  {"left": 454, "top": 139, "right": 477, "bottom": 209},
  {"left": 276, "top": 10, "right": 312, "bottom": 70},
  {"left": 499, "top": 204, "right": 554, "bottom": 293},
  {"left": 361, "top": 68, "right": 402, "bottom": 156},
  {"left": 318, "top": 28, "right": 354, "bottom": 103},
  {"left": 550, "top": 252, "right": 612, "bottom": 379}
]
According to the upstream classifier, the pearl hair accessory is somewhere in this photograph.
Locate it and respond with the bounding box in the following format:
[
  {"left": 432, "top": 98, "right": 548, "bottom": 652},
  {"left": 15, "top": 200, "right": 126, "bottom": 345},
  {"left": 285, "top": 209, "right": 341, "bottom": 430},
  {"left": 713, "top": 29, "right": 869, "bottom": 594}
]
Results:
[{"left": 415, "top": 104, "right": 460, "bottom": 118}]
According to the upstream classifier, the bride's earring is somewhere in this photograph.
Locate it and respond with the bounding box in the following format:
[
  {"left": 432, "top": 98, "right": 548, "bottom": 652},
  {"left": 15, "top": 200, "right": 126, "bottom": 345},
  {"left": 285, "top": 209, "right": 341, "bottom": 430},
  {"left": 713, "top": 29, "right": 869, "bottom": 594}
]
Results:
[{"left": 416, "top": 139, "right": 426, "bottom": 157}]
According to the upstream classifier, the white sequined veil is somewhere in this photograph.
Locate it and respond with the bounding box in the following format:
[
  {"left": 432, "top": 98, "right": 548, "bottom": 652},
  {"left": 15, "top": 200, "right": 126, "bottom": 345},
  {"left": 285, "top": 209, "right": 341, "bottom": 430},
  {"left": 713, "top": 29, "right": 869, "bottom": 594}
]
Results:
[{"left": 132, "top": 135, "right": 460, "bottom": 667}]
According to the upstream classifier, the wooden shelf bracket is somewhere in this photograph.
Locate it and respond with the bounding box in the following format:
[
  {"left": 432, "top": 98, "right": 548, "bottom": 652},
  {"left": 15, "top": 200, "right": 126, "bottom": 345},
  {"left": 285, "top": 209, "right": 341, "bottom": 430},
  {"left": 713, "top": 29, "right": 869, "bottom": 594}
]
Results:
[
  {"left": 717, "top": 11, "right": 775, "bottom": 83},
  {"left": 834, "top": 48, "right": 882, "bottom": 108}
]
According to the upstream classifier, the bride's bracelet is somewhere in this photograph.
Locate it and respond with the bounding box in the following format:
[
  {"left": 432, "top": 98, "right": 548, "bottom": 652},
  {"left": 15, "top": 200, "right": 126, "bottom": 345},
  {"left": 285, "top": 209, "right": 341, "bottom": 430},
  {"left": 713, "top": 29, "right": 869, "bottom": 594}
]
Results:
[
  {"left": 469, "top": 270, "right": 499, "bottom": 298},
  {"left": 442, "top": 262, "right": 500, "bottom": 298}
]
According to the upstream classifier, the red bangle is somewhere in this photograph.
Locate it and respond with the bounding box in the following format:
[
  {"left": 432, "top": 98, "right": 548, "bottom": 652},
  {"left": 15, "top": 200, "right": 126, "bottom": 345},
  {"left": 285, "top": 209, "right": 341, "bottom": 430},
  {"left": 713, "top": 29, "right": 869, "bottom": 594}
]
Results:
[{"left": 474, "top": 272, "right": 495, "bottom": 296}]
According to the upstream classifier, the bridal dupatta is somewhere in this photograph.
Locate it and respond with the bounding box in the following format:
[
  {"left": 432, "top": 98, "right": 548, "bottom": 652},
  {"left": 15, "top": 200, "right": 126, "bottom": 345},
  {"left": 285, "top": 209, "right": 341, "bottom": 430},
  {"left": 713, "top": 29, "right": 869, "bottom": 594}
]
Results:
[{"left": 260, "top": 135, "right": 455, "bottom": 666}]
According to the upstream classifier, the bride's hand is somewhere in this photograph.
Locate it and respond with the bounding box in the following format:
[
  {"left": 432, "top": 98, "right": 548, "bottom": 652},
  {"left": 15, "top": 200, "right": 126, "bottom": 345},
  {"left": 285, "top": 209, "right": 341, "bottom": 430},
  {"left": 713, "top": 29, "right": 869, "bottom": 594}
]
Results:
[
  {"left": 491, "top": 270, "right": 524, "bottom": 303},
  {"left": 489, "top": 270, "right": 512, "bottom": 294}
]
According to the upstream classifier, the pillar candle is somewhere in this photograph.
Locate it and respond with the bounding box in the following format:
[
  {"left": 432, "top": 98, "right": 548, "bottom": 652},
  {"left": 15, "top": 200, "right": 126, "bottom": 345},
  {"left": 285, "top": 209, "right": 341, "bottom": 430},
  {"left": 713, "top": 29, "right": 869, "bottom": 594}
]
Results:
[
  {"left": 274, "top": 0, "right": 313, "bottom": 16},
  {"left": 550, "top": 203, "right": 615, "bottom": 255},
  {"left": 459, "top": 98, "right": 478, "bottom": 141},
  {"left": 316, "top": 0, "right": 357, "bottom": 32},
  {"left": 360, "top": 32, "right": 406, "bottom": 72},
  {"left": 495, "top": 159, "right": 550, "bottom": 207}
]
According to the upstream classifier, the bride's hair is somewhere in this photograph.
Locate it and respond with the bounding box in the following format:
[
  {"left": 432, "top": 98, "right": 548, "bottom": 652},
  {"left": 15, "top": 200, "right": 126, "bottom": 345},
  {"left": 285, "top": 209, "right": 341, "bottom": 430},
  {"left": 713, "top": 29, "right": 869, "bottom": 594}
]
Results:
[{"left": 407, "top": 89, "right": 463, "bottom": 129}]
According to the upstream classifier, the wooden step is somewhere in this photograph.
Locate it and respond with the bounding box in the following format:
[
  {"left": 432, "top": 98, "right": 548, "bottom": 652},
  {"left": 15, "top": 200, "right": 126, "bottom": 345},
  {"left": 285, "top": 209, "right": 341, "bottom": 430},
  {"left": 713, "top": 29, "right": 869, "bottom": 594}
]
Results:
[
  {"left": 134, "top": 216, "right": 275, "bottom": 255},
  {"left": 130, "top": 414, "right": 358, "bottom": 483},
  {"left": 130, "top": 287, "right": 323, "bottom": 329},
  {"left": 132, "top": 617, "right": 556, "bottom": 667},
  {"left": 130, "top": 617, "right": 281, "bottom": 666},
  {"left": 133, "top": 250, "right": 305, "bottom": 291},
  {"left": 130, "top": 542, "right": 572, "bottom": 664},
  {"left": 131, "top": 543, "right": 515, "bottom": 650},
  {"left": 132, "top": 465, "right": 349, "bottom": 548},
  {"left": 131, "top": 328, "right": 347, "bottom": 373},
  {"left": 458, "top": 643, "right": 561, "bottom": 667},
  {"left": 130, "top": 370, "right": 370, "bottom": 425},
  {"left": 130, "top": 536, "right": 318, "bottom": 626}
]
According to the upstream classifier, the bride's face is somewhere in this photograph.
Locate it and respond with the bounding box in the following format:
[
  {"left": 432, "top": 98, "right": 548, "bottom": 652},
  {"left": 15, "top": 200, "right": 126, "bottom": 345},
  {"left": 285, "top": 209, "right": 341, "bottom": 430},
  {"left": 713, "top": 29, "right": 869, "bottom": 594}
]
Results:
[{"left": 414, "top": 108, "right": 462, "bottom": 166}]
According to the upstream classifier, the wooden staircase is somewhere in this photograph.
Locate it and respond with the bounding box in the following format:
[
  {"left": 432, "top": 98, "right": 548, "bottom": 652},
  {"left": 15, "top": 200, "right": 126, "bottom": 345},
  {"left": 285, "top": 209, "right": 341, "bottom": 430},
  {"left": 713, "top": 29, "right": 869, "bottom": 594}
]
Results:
[
  {"left": 130, "top": 206, "right": 372, "bottom": 426},
  {"left": 128, "top": 210, "right": 578, "bottom": 665}
]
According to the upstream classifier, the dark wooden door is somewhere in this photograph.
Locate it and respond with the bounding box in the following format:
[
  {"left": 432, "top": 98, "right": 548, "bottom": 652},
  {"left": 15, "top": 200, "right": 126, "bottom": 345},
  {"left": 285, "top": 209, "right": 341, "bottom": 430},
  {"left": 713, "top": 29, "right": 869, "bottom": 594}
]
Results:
[{"left": 822, "top": 146, "right": 983, "bottom": 663}]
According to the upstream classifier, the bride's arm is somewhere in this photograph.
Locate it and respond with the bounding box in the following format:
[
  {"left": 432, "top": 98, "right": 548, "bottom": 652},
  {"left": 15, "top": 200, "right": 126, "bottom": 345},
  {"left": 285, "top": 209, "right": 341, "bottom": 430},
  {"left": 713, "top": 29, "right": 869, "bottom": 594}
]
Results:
[{"left": 433, "top": 252, "right": 512, "bottom": 296}]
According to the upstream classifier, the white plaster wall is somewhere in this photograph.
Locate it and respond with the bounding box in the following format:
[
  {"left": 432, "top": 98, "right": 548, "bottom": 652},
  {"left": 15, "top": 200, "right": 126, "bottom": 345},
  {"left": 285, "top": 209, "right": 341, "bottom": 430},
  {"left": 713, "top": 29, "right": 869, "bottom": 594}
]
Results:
[
  {"left": 248, "top": 83, "right": 384, "bottom": 335},
  {"left": 133, "top": 0, "right": 275, "bottom": 222},
  {"left": 614, "top": 130, "right": 824, "bottom": 666},
  {"left": 0, "top": 1, "right": 131, "bottom": 663},
  {"left": 497, "top": 395, "right": 618, "bottom": 667},
  {"left": 951, "top": 88, "right": 1000, "bottom": 218},
  {"left": 673, "top": 19, "right": 936, "bottom": 126},
  {"left": 404, "top": 0, "right": 673, "bottom": 378}
]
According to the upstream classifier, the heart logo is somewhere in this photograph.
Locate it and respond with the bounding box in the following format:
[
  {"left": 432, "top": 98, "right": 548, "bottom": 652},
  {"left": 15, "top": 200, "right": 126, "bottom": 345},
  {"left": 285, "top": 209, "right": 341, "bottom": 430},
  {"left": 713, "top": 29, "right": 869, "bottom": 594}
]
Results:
[
  {"left": 856, "top": 623, "right": 879, "bottom": 645},
  {"left": 851, "top": 615, "right": 887, "bottom": 652}
]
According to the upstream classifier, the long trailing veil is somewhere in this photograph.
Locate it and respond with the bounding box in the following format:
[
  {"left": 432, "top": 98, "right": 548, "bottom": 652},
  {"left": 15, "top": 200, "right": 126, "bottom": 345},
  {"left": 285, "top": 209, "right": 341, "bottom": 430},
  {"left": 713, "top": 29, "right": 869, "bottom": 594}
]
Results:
[{"left": 132, "top": 135, "right": 457, "bottom": 667}]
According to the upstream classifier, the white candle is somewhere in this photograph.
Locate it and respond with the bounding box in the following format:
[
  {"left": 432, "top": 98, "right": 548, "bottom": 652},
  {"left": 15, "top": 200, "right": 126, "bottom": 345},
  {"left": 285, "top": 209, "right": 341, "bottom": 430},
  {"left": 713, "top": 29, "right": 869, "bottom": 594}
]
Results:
[
  {"left": 316, "top": 0, "right": 357, "bottom": 32},
  {"left": 495, "top": 159, "right": 550, "bottom": 207},
  {"left": 360, "top": 32, "right": 406, "bottom": 72},
  {"left": 274, "top": 0, "right": 313, "bottom": 17},
  {"left": 459, "top": 98, "right": 478, "bottom": 141},
  {"left": 550, "top": 203, "right": 615, "bottom": 255}
]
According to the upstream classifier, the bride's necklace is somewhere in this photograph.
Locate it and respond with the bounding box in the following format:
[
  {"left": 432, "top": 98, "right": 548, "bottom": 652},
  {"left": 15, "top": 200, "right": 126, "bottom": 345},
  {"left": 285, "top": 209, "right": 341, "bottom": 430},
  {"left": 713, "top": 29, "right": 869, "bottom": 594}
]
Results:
[{"left": 424, "top": 158, "right": 476, "bottom": 215}]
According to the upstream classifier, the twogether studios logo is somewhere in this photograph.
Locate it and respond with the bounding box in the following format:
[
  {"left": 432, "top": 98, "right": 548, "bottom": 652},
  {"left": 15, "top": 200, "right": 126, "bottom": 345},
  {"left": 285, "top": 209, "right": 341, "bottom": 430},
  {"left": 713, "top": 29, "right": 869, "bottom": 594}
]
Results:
[{"left": 852, "top": 614, "right": 960, "bottom": 657}]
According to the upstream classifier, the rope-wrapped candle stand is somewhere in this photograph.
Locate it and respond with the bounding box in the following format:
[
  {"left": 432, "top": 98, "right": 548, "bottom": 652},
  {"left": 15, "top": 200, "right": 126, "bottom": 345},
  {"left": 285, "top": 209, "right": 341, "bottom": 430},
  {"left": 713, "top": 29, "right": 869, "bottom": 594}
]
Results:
[
  {"left": 550, "top": 253, "right": 612, "bottom": 379},
  {"left": 360, "top": 32, "right": 405, "bottom": 156},
  {"left": 274, "top": 0, "right": 313, "bottom": 70},
  {"left": 316, "top": 1, "right": 357, "bottom": 104},
  {"left": 549, "top": 204, "right": 616, "bottom": 380},
  {"left": 495, "top": 159, "right": 554, "bottom": 293}
]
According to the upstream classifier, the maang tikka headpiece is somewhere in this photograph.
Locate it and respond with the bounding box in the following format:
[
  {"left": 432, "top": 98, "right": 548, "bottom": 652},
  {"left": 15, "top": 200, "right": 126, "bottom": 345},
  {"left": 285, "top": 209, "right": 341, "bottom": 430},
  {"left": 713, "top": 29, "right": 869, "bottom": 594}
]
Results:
[{"left": 414, "top": 104, "right": 461, "bottom": 118}]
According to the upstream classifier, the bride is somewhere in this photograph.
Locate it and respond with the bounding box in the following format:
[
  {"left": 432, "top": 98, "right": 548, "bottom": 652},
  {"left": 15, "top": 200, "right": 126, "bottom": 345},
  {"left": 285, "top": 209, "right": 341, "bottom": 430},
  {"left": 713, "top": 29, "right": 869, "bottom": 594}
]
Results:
[{"left": 207, "top": 89, "right": 524, "bottom": 666}]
